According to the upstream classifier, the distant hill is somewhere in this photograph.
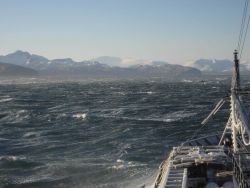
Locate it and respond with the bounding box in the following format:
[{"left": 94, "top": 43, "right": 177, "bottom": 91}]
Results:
[
  {"left": 0, "top": 51, "right": 201, "bottom": 80},
  {"left": 130, "top": 62, "right": 200, "bottom": 78},
  {"left": 0, "top": 62, "right": 38, "bottom": 76},
  {"left": 0, "top": 51, "right": 103, "bottom": 71}
]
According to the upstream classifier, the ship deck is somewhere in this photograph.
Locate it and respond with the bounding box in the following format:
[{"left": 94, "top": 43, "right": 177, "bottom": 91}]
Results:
[
  {"left": 154, "top": 145, "right": 232, "bottom": 188},
  {"left": 153, "top": 134, "right": 250, "bottom": 188}
]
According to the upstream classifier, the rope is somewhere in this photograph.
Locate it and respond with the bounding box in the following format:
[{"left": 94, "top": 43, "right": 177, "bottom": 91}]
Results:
[
  {"left": 237, "top": 0, "right": 249, "bottom": 52},
  {"left": 179, "top": 123, "right": 208, "bottom": 149},
  {"left": 240, "top": 15, "right": 250, "bottom": 59},
  {"left": 177, "top": 98, "right": 228, "bottom": 152}
]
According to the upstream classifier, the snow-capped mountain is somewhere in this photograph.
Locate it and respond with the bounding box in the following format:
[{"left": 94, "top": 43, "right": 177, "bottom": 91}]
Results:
[
  {"left": 130, "top": 61, "right": 201, "bottom": 77},
  {"left": 187, "top": 59, "right": 249, "bottom": 73},
  {"left": 0, "top": 51, "right": 49, "bottom": 70},
  {"left": 0, "top": 51, "right": 201, "bottom": 79},
  {"left": 0, "top": 51, "right": 107, "bottom": 71}
]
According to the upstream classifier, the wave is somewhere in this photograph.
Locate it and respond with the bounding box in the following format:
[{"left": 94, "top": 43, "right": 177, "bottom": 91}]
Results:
[
  {"left": 137, "top": 91, "right": 155, "bottom": 95},
  {"left": 0, "top": 81, "right": 228, "bottom": 188},
  {"left": 110, "top": 159, "right": 147, "bottom": 170},
  {"left": 98, "top": 116, "right": 172, "bottom": 123},
  {"left": 0, "top": 155, "right": 42, "bottom": 170},
  {"left": 0, "top": 113, "right": 8, "bottom": 119},
  {"left": 0, "top": 155, "right": 22, "bottom": 161},
  {"left": 23, "top": 132, "right": 40, "bottom": 138},
  {"left": 0, "top": 109, "right": 30, "bottom": 123},
  {"left": 114, "top": 91, "right": 126, "bottom": 95},
  {"left": 113, "top": 91, "right": 155, "bottom": 96},
  {"left": 48, "top": 104, "right": 67, "bottom": 112},
  {"left": 15, "top": 110, "right": 30, "bottom": 121},
  {"left": 56, "top": 113, "right": 67, "bottom": 118},
  {"left": 0, "top": 98, "right": 13, "bottom": 103},
  {"left": 72, "top": 113, "right": 87, "bottom": 120},
  {"left": 93, "top": 111, "right": 196, "bottom": 123}
]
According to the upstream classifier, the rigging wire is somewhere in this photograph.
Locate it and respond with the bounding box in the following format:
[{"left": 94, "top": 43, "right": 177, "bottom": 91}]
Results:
[
  {"left": 179, "top": 122, "right": 209, "bottom": 148},
  {"left": 237, "top": 0, "right": 249, "bottom": 51},
  {"left": 177, "top": 98, "right": 228, "bottom": 153},
  {"left": 240, "top": 15, "right": 250, "bottom": 59},
  {"left": 178, "top": 2, "right": 250, "bottom": 153}
]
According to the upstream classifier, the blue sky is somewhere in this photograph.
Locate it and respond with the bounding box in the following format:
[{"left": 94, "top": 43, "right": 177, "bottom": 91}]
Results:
[{"left": 0, "top": 0, "right": 247, "bottom": 64}]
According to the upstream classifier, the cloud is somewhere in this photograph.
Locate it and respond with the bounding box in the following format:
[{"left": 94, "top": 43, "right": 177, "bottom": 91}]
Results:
[
  {"left": 120, "top": 58, "right": 152, "bottom": 67},
  {"left": 92, "top": 56, "right": 152, "bottom": 67}
]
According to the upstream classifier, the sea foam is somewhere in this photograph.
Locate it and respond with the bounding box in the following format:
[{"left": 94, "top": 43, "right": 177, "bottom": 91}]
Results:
[{"left": 73, "top": 113, "right": 87, "bottom": 120}]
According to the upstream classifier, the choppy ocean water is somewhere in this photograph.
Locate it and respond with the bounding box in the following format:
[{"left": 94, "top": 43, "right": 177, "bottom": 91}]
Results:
[{"left": 0, "top": 80, "right": 239, "bottom": 188}]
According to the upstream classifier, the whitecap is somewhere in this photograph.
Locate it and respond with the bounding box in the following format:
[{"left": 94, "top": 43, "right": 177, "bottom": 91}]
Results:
[
  {"left": 137, "top": 91, "right": 155, "bottom": 95},
  {"left": 146, "top": 91, "right": 154, "bottom": 95},
  {"left": 111, "top": 160, "right": 146, "bottom": 170},
  {"left": 57, "top": 113, "right": 67, "bottom": 118},
  {"left": 116, "top": 159, "right": 124, "bottom": 163},
  {"left": 182, "top": 79, "right": 193, "bottom": 83},
  {"left": 162, "top": 118, "right": 174, "bottom": 122},
  {"left": 112, "top": 164, "right": 124, "bottom": 169},
  {"left": 18, "top": 110, "right": 27, "bottom": 114},
  {"left": 73, "top": 113, "right": 87, "bottom": 120},
  {"left": 0, "top": 98, "right": 13, "bottom": 103},
  {"left": 0, "top": 155, "right": 25, "bottom": 161},
  {"left": 15, "top": 110, "right": 29, "bottom": 119}
]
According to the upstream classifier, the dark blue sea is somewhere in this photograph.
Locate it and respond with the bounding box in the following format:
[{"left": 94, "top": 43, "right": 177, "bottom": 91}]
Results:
[{"left": 0, "top": 80, "right": 236, "bottom": 188}]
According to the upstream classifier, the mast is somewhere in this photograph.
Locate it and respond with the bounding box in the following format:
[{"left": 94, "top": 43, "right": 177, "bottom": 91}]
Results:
[
  {"left": 230, "top": 50, "right": 250, "bottom": 151},
  {"left": 232, "top": 50, "right": 240, "bottom": 91},
  {"left": 231, "top": 50, "right": 240, "bottom": 152}
]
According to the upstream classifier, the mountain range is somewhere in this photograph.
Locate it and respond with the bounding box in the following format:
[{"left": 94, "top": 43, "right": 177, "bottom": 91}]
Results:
[
  {"left": 0, "top": 50, "right": 247, "bottom": 79},
  {"left": 0, "top": 62, "right": 38, "bottom": 77},
  {"left": 0, "top": 51, "right": 201, "bottom": 80}
]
